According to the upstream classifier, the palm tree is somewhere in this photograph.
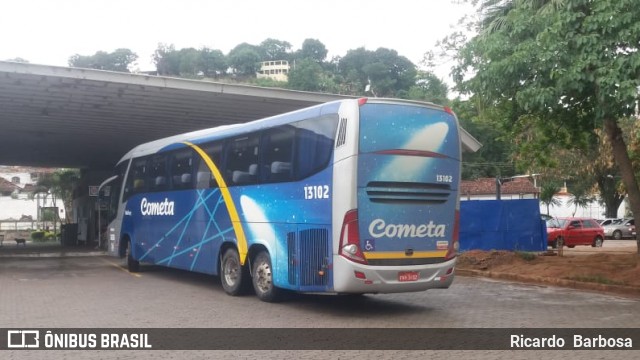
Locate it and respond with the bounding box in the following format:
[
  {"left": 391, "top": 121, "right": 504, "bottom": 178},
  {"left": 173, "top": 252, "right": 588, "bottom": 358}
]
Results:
[
  {"left": 568, "top": 187, "right": 595, "bottom": 217},
  {"left": 539, "top": 183, "right": 561, "bottom": 216}
]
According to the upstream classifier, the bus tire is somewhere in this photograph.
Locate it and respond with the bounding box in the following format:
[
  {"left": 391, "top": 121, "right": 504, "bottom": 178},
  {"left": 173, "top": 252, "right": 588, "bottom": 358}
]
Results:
[
  {"left": 252, "top": 251, "right": 282, "bottom": 302},
  {"left": 126, "top": 240, "right": 140, "bottom": 273},
  {"left": 220, "top": 248, "right": 249, "bottom": 296}
]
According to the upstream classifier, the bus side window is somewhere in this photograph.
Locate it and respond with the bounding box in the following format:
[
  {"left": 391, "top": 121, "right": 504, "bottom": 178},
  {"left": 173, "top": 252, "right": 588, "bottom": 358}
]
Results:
[
  {"left": 226, "top": 135, "right": 260, "bottom": 186},
  {"left": 262, "top": 125, "right": 294, "bottom": 183},
  {"left": 294, "top": 115, "right": 339, "bottom": 180},
  {"left": 196, "top": 141, "right": 224, "bottom": 189},
  {"left": 124, "top": 158, "right": 147, "bottom": 199},
  {"left": 169, "top": 149, "right": 194, "bottom": 190},
  {"left": 147, "top": 155, "right": 168, "bottom": 192}
]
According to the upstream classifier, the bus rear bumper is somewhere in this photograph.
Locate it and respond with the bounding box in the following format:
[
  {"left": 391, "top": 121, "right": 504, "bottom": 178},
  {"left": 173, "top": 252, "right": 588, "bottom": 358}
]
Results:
[{"left": 332, "top": 255, "right": 457, "bottom": 294}]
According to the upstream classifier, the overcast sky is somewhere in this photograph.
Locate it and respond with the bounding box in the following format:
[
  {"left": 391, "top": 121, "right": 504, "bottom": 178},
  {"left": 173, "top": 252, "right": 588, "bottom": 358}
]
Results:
[{"left": 1, "top": 0, "right": 476, "bottom": 81}]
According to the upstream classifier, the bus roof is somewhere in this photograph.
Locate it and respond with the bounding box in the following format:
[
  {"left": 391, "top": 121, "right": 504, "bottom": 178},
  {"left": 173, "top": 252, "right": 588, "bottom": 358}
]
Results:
[{"left": 116, "top": 98, "right": 475, "bottom": 165}]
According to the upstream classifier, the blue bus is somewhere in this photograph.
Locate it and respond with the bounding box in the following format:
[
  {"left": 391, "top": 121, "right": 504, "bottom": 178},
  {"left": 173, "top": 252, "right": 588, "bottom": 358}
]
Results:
[{"left": 100, "top": 98, "right": 461, "bottom": 302}]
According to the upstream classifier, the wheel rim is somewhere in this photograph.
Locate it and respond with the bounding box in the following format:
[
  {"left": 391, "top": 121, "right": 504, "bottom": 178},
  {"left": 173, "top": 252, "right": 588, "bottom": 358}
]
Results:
[
  {"left": 254, "top": 260, "right": 273, "bottom": 294},
  {"left": 223, "top": 257, "right": 240, "bottom": 287},
  {"left": 595, "top": 238, "right": 603, "bottom": 247},
  {"left": 614, "top": 231, "right": 621, "bottom": 240}
]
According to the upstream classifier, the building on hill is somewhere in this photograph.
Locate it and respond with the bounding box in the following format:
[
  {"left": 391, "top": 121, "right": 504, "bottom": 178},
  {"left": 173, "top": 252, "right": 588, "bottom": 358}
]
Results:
[{"left": 256, "top": 60, "right": 290, "bottom": 82}]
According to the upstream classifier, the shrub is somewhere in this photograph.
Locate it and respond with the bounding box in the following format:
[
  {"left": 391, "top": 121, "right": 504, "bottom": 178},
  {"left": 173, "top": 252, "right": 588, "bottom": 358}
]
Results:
[
  {"left": 31, "top": 231, "right": 45, "bottom": 242},
  {"left": 515, "top": 251, "right": 537, "bottom": 261}
]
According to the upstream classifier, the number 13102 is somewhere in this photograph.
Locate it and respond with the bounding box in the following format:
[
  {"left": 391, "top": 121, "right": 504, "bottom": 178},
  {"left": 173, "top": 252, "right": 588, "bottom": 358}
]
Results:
[{"left": 304, "top": 185, "right": 330, "bottom": 199}]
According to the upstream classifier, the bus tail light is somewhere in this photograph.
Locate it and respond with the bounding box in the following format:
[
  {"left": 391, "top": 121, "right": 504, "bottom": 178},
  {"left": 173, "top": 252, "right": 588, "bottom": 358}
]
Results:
[
  {"left": 339, "top": 209, "right": 368, "bottom": 265},
  {"left": 445, "top": 209, "right": 460, "bottom": 260}
]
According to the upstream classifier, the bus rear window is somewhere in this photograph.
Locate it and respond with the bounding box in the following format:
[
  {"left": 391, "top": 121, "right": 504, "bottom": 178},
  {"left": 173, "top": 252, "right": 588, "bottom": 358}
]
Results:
[{"left": 359, "top": 103, "right": 460, "bottom": 159}]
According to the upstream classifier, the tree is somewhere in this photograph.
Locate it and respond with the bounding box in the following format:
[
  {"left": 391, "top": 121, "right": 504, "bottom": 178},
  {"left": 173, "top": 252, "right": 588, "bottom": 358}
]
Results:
[
  {"left": 258, "top": 38, "right": 292, "bottom": 61},
  {"left": 227, "top": 43, "right": 262, "bottom": 76},
  {"left": 539, "top": 183, "right": 561, "bottom": 216},
  {"left": 337, "top": 47, "right": 417, "bottom": 97},
  {"left": 405, "top": 70, "right": 449, "bottom": 103},
  {"left": 153, "top": 43, "right": 181, "bottom": 75},
  {"left": 296, "top": 38, "right": 328, "bottom": 64},
  {"left": 177, "top": 47, "right": 202, "bottom": 78},
  {"left": 37, "top": 169, "right": 80, "bottom": 223},
  {"left": 287, "top": 58, "right": 323, "bottom": 91},
  {"left": 200, "top": 47, "right": 227, "bottom": 78},
  {"left": 69, "top": 48, "right": 138, "bottom": 72},
  {"left": 567, "top": 186, "right": 594, "bottom": 217},
  {"left": 453, "top": 0, "right": 640, "bottom": 254}
]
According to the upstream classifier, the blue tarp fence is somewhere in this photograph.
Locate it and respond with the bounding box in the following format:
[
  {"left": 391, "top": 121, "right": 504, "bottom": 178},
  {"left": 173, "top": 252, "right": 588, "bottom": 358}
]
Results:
[{"left": 459, "top": 199, "right": 547, "bottom": 252}]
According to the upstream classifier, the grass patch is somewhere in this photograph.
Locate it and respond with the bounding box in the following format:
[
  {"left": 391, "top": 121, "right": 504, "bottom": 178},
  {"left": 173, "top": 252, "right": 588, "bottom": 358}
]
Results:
[
  {"left": 566, "top": 275, "right": 627, "bottom": 286},
  {"left": 515, "top": 251, "right": 537, "bottom": 261}
]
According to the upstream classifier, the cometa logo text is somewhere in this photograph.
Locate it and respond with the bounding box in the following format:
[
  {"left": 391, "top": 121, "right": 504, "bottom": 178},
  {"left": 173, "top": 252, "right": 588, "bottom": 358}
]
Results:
[
  {"left": 368, "top": 219, "right": 446, "bottom": 239},
  {"left": 140, "top": 198, "right": 175, "bottom": 216}
]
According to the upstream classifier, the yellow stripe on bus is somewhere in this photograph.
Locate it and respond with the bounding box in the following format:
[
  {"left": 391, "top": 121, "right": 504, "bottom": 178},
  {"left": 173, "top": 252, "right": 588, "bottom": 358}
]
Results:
[
  {"left": 363, "top": 250, "right": 447, "bottom": 260},
  {"left": 184, "top": 141, "right": 249, "bottom": 265}
]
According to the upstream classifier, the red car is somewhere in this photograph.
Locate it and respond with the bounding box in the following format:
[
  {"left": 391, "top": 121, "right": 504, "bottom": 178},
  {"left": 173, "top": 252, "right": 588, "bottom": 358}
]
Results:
[{"left": 546, "top": 217, "right": 605, "bottom": 248}]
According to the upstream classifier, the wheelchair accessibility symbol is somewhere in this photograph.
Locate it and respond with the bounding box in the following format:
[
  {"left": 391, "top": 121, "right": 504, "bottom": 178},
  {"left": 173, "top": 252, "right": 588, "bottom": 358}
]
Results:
[{"left": 364, "top": 239, "right": 375, "bottom": 251}]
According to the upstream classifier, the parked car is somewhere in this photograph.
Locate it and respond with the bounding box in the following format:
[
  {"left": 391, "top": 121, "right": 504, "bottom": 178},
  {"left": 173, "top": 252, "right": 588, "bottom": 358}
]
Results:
[
  {"left": 603, "top": 218, "right": 635, "bottom": 239},
  {"left": 546, "top": 217, "right": 605, "bottom": 248},
  {"left": 598, "top": 218, "right": 620, "bottom": 227}
]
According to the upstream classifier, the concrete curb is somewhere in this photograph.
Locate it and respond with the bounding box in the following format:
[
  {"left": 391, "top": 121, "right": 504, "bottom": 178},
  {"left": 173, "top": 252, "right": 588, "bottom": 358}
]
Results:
[{"left": 457, "top": 268, "right": 640, "bottom": 298}]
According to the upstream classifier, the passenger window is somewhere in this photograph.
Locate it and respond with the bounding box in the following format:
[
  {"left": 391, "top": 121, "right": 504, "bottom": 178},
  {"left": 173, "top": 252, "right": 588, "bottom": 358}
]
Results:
[
  {"left": 148, "top": 155, "right": 169, "bottom": 192},
  {"left": 294, "top": 115, "right": 339, "bottom": 180},
  {"left": 226, "top": 135, "right": 260, "bottom": 186},
  {"left": 263, "top": 126, "right": 295, "bottom": 183},
  {"left": 196, "top": 141, "right": 224, "bottom": 188},
  {"left": 170, "top": 149, "right": 194, "bottom": 190},
  {"left": 124, "top": 158, "right": 148, "bottom": 199}
]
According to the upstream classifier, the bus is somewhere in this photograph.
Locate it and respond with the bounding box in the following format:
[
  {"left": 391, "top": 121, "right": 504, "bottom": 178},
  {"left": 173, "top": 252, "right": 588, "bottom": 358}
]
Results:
[{"left": 99, "top": 98, "right": 461, "bottom": 302}]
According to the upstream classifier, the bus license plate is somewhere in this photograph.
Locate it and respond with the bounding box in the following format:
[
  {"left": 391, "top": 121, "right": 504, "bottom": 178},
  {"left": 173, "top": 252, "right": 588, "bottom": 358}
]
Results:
[{"left": 398, "top": 271, "right": 419, "bottom": 282}]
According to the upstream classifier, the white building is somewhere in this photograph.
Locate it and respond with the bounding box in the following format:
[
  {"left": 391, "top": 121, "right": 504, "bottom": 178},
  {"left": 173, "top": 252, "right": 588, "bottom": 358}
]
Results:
[{"left": 256, "top": 60, "right": 290, "bottom": 82}]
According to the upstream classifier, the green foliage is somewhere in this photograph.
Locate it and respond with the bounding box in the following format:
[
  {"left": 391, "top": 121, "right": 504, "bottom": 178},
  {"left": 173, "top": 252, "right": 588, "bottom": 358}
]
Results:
[
  {"left": 250, "top": 77, "right": 287, "bottom": 88},
  {"left": 453, "top": 0, "right": 640, "bottom": 236},
  {"left": 31, "top": 231, "right": 45, "bottom": 241},
  {"left": 337, "top": 47, "right": 417, "bottom": 97},
  {"left": 30, "top": 230, "right": 56, "bottom": 242},
  {"left": 404, "top": 71, "right": 449, "bottom": 104},
  {"left": 69, "top": 48, "right": 138, "bottom": 72},
  {"left": 540, "top": 183, "right": 561, "bottom": 215},
  {"left": 295, "top": 39, "right": 328, "bottom": 63},
  {"left": 153, "top": 44, "right": 227, "bottom": 78},
  {"left": 452, "top": 98, "right": 515, "bottom": 179},
  {"left": 228, "top": 43, "right": 262, "bottom": 76},
  {"left": 287, "top": 59, "right": 324, "bottom": 92},
  {"left": 259, "top": 38, "right": 292, "bottom": 61},
  {"left": 515, "top": 251, "right": 537, "bottom": 261},
  {"left": 37, "top": 169, "right": 80, "bottom": 223}
]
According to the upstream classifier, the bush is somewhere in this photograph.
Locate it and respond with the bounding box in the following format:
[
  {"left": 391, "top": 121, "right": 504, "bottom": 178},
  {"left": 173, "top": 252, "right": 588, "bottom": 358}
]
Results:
[
  {"left": 31, "top": 231, "right": 45, "bottom": 242},
  {"left": 515, "top": 251, "right": 537, "bottom": 261}
]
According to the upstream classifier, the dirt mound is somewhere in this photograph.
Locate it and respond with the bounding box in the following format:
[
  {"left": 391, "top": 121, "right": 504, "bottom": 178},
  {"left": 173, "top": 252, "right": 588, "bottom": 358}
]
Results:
[{"left": 457, "top": 250, "right": 640, "bottom": 288}]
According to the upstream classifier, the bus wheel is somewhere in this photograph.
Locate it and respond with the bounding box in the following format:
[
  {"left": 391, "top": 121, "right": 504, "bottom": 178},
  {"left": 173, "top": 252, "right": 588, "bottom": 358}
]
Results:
[
  {"left": 252, "top": 251, "right": 282, "bottom": 302},
  {"left": 220, "top": 248, "right": 249, "bottom": 296},
  {"left": 125, "top": 240, "right": 140, "bottom": 273}
]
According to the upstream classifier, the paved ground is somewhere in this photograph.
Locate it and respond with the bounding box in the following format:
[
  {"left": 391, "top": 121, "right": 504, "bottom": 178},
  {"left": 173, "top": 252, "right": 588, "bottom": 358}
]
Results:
[{"left": 0, "top": 244, "right": 638, "bottom": 359}]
